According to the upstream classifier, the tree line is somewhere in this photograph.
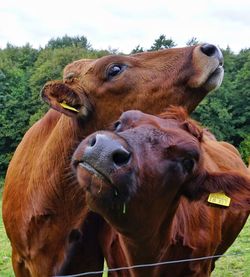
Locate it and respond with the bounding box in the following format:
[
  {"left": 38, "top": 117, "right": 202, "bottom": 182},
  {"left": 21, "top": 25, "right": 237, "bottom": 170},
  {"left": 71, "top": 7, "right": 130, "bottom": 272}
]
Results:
[{"left": 0, "top": 35, "right": 249, "bottom": 181}]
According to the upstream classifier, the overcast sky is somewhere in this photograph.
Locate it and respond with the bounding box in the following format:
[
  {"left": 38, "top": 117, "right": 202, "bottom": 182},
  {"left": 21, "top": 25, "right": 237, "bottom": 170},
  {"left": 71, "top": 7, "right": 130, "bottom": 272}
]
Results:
[{"left": 0, "top": 0, "right": 249, "bottom": 53}]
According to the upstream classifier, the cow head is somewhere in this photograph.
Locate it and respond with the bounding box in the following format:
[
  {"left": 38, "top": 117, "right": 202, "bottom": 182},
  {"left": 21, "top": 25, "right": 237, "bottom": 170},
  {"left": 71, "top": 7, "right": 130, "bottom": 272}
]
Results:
[
  {"left": 72, "top": 107, "right": 250, "bottom": 233},
  {"left": 41, "top": 44, "right": 223, "bottom": 130}
]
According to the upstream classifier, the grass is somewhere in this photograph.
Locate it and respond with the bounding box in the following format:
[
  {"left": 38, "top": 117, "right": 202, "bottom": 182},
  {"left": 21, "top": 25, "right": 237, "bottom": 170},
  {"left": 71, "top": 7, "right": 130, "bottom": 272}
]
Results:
[
  {"left": 0, "top": 192, "right": 249, "bottom": 276},
  {"left": 212, "top": 218, "right": 250, "bottom": 277},
  {"left": 0, "top": 191, "right": 13, "bottom": 277}
]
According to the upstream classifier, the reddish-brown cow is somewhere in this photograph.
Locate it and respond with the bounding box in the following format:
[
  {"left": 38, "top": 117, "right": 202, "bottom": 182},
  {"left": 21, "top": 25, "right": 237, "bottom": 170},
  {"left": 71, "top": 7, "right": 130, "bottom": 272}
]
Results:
[
  {"left": 72, "top": 107, "right": 250, "bottom": 277},
  {"left": 3, "top": 44, "right": 224, "bottom": 277}
]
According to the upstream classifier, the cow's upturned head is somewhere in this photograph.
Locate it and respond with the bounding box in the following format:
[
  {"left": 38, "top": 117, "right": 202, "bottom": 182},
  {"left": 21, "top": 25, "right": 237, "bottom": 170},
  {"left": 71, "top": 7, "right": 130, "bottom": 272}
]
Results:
[
  {"left": 72, "top": 108, "right": 201, "bottom": 220},
  {"left": 41, "top": 44, "right": 223, "bottom": 129},
  {"left": 72, "top": 107, "right": 250, "bottom": 233}
]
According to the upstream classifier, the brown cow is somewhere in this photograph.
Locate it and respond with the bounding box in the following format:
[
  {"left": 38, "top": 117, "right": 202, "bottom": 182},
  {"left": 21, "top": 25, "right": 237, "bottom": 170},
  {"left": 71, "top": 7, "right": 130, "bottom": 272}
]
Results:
[
  {"left": 2, "top": 44, "right": 224, "bottom": 277},
  {"left": 72, "top": 107, "right": 250, "bottom": 277}
]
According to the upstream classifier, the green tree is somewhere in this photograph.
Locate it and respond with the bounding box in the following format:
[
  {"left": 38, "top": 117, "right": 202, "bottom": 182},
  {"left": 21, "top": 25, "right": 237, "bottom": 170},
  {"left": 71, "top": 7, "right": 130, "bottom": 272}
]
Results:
[
  {"left": 186, "top": 37, "right": 199, "bottom": 46},
  {"left": 192, "top": 48, "right": 235, "bottom": 141},
  {"left": 150, "top": 35, "right": 176, "bottom": 51},
  {"left": 192, "top": 47, "right": 250, "bottom": 159},
  {"left": 230, "top": 49, "right": 250, "bottom": 145},
  {"left": 3, "top": 43, "right": 38, "bottom": 69},
  {"left": 46, "top": 34, "right": 91, "bottom": 49},
  {"left": 239, "top": 135, "right": 250, "bottom": 164},
  {"left": 0, "top": 59, "right": 34, "bottom": 176},
  {"left": 131, "top": 45, "right": 144, "bottom": 54}
]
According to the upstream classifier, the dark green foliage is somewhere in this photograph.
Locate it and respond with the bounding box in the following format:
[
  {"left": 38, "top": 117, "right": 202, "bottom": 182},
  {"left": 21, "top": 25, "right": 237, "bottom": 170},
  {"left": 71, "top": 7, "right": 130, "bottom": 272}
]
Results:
[
  {"left": 186, "top": 37, "right": 199, "bottom": 46},
  {"left": 46, "top": 34, "right": 91, "bottom": 49},
  {"left": 131, "top": 45, "right": 144, "bottom": 54},
  {"left": 149, "top": 34, "right": 176, "bottom": 51},
  {"left": 192, "top": 47, "right": 250, "bottom": 162},
  {"left": 0, "top": 36, "right": 249, "bottom": 181},
  {"left": 131, "top": 35, "right": 177, "bottom": 54},
  {"left": 0, "top": 44, "right": 39, "bottom": 177},
  {"left": 239, "top": 135, "right": 250, "bottom": 165}
]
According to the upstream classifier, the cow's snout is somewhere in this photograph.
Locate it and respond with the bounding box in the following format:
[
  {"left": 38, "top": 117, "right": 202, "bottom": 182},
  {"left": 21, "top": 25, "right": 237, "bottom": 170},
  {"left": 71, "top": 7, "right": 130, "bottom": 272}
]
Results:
[
  {"left": 82, "top": 133, "right": 131, "bottom": 175},
  {"left": 200, "top": 43, "right": 223, "bottom": 64}
]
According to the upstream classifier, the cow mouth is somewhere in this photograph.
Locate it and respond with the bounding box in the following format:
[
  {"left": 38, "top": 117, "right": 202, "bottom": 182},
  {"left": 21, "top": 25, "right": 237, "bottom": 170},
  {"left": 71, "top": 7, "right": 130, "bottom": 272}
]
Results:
[
  {"left": 75, "top": 160, "right": 135, "bottom": 202},
  {"left": 60, "top": 102, "right": 81, "bottom": 113},
  {"left": 203, "top": 63, "right": 224, "bottom": 91},
  {"left": 79, "top": 161, "right": 113, "bottom": 186},
  {"left": 76, "top": 161, "right": 122, "bottom": 198},
  {"left": 60, "top": 96, "right": 93, "bottom": 118},
  {"left": 209, "top": 64, "right": 224, "bottom": 80}
]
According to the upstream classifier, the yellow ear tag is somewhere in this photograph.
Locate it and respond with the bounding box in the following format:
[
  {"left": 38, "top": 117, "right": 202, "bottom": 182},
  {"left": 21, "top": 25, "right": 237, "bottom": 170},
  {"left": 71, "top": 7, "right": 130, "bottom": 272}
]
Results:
[
  {"left": 208, "top": 192, "right": 231, "bottom": 207},
  {"left": 60, "top": 101, "right": 79, "bottom": 113}
]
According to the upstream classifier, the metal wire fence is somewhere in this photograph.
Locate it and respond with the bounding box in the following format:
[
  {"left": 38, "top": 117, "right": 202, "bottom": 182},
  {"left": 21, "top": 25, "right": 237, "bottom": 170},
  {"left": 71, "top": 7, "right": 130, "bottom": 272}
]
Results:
[{"left": 54, "top": 250, "right": 250, "bottom": 277}]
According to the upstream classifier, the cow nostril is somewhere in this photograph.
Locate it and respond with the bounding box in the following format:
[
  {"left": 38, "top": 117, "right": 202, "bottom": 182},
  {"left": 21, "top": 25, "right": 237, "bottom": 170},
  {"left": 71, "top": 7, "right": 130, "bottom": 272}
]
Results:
[
  {"left": 89, "top": 136, "right": 96, "bottom": 147},
  {"left": 112, "top": 149, "right": 131, "bottom": 167},
  {"left": 200, "top": 43, "right": 218, "bottom": 57}
]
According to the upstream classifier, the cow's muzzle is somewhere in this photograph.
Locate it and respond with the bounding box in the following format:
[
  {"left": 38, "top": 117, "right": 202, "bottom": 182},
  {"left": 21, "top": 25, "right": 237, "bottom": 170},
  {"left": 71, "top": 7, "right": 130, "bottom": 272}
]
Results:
[
  {"left": 78, "top": 133, "right": 131, "bottom": 180},
  {"left": 72, "top": 132, "right": 135, "bottom": 200}
]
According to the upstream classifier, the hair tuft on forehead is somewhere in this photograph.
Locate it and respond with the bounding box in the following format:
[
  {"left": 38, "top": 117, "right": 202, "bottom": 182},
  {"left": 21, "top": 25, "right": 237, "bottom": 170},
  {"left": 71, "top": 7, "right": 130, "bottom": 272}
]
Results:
[{"left": 159, "top": 106, "right": 203, "bottom": 141}]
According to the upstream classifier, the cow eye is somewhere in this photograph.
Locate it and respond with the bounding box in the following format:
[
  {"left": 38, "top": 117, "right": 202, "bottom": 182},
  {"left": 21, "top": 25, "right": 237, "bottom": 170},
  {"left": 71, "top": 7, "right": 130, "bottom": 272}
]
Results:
[
  {"left": 182, "top": 158, "right": 195, "bottom": 173},
  {"left": 113, "top": 120, "right": 122, "bottom": 132},
  {"left": 106, "top": 64, "right": 126, "bottom": 80}
]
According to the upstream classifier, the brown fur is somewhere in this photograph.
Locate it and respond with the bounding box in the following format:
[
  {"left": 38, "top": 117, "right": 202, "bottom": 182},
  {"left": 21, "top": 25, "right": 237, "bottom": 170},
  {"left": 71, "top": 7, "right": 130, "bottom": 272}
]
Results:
[
  {"left": 3, "top": 45, "right": 224, "bottom": 276},
  {"left": 73, "top": 107, "right": 250, "bottom": 277}
]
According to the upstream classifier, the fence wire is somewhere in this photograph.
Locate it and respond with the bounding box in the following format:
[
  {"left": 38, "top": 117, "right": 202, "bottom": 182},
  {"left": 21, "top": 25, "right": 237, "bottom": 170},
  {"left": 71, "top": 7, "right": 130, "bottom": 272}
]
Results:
[{"left": 54, "top": 250, "right": 249, "bottom": 277}]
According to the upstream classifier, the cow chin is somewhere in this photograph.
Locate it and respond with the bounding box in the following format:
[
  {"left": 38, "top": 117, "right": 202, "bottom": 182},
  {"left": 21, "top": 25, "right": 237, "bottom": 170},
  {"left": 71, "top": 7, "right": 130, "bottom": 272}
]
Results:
[
  {"left": 76, "top": 162, "right": 137, "bottom": 207},
  {"left": 203, "top": 66, "right": 224, "bottom": 92}
]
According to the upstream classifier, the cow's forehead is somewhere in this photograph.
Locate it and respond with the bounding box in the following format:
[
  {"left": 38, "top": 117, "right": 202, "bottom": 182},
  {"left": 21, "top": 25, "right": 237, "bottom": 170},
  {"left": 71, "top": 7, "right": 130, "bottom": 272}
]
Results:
[
  {"left": 89, "top": 55, "right": 139, "bottom": 73},
  {"left": 121, "top": 123, "right": 193, "bottom": 145},
  {"left": 63, "top": 45, "right": 195, "bottom": 79},
  {"left": 92, "top": 47, "right": 194, "bottom": 68},
  {"left": 118, "top": 110, "right": 181, "bottom": 130},
  {"left": 63, "top": 55, "right": 136, "bottom": 80}
]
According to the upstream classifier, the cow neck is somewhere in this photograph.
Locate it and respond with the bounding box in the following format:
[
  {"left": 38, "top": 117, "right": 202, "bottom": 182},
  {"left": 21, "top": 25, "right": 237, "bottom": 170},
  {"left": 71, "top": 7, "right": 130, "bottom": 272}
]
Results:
[
  {"left": 26, "top": 111, "right": 96, "bottom": 215},
  {"left": 105, "top": 197, "right": 213, "bottom": 276},
  {"left": 104, "top": 194, "right": 181, "bottom": 270}
]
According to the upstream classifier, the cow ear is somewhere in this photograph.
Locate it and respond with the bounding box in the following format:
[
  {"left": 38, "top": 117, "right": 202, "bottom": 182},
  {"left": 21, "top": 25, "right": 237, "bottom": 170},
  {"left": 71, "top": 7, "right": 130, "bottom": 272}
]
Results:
[
  {"left": 160, "top": 106, "right": 203, "bottom": 141},
  {"left": 41, "top": 80, "right": 92, "bottom": 118},
  {"left": 181, "top": 120, "right": 203, "bottom": 141},
  {"left": 184, "top": 171, "right": 250, "bottom": 210}
]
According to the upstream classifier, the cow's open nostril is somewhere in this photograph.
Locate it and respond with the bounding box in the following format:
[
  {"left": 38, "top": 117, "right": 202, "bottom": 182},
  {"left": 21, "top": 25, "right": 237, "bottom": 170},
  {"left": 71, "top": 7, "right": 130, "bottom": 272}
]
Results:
[
  {"left": 200, "top": 44, "right": 218, "bottom": 57},
  {"left": 112, "top": 149, "right": 131, "bottom": 167},
  {"left": 83, "top": 134, "right": 132, "bottom": 175},
  {"left": 200, "top": 43, "right": 224, "bottom": 66}
]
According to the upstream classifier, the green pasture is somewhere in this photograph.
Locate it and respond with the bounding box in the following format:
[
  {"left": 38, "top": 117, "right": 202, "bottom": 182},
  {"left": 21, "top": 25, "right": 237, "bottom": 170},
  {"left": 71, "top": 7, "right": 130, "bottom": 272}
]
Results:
[
  {"left": 0, "top": 193, "right": 249, "bottom": 276},
  {"left": 0, "top": 192, "right": 13, "bottom": 277}
]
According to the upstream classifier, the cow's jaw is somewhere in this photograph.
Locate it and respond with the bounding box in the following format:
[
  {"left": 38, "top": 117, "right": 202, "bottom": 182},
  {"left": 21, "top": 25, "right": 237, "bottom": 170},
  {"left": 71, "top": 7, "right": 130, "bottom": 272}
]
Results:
[{"left": 74, "top": 156, "right": 137, "bottom": 216}]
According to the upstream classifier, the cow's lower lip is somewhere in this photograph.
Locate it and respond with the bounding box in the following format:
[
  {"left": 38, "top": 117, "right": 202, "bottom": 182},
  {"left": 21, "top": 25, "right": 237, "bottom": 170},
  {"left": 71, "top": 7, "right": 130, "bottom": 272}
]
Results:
[
  {"left": 208, "top": 65, "right": 223, "bottom": 80},
  {"left": 204, "top": 65, "right": 224, "bottom": 91},
  {"left": 78, "top": 162, "right": 133, "bottom": 200},
  {"left": 79, "top": 162, "right": 112, "bottom": 185},
  {"left": 213, "top": 65, "right": 223, "bottom": 75},
  {"left": 78, "top": 162, "right": 124, "bottom": 198}
]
